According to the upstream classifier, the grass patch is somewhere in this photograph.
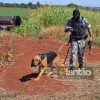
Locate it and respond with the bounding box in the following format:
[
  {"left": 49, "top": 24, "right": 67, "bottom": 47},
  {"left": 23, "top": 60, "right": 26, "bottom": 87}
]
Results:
[
  {"left": 40, "top": 26, "right": 68, "bottom": 40},
  {"left": 0, "top": 7, "right": 29, "bottom": 18},
  {"left": 11, "top": 21, "right": 42, "bottom": 37},
  {"left": 0, "top": 92, "right": 22, "bottom": 99}
]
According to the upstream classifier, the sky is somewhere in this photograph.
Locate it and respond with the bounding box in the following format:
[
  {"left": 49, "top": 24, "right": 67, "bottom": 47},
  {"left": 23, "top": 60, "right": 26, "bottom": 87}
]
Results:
[{"left": 0, "top": 0, "right": 100, "bottom": 7}]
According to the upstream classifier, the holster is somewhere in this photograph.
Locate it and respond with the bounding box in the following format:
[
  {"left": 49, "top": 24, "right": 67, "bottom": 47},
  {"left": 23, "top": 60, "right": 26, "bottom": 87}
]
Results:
[{"left": 84, "top": 34, "right": 88, "bottom": 40}]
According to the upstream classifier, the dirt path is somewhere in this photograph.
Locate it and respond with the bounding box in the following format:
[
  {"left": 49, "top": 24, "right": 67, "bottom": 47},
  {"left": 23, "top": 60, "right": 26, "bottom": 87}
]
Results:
[{"left": 0, "top": 34, "right": 100, "bottom": 99}]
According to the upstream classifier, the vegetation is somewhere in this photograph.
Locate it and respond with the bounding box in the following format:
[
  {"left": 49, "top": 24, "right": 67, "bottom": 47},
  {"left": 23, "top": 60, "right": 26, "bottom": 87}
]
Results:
[
  {"left": 0, "top": 1, "right": 41, "bottom": 9},
  {"left": 0, "top": 58, "right": 3, "bottom": 68},
  {"left": 0, "top": 92, "right": 22, "bottom": 99},
  {"left": 0, "top": 4, "right": 100, "bottom": 45},
  {"left": 11, "top": 21, "right": 42, "bottom": 37},
  {"left": 3, "top": 53, "right": 12, "bottom": 58},
  {"left": 40, "top": 7, "right": 100, "bottom": 45},
  {"left": 3, "top": 52, "right": 12, "bottom": 62},
  {"left": 0, "top": 7, "right": 29, "bottom": 18}
]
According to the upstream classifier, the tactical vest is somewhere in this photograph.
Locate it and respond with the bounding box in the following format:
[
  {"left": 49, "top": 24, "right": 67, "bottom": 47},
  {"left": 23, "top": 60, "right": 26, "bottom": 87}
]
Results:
[{"left": 71, "top": 17, "right": 85, "bottom": 39}]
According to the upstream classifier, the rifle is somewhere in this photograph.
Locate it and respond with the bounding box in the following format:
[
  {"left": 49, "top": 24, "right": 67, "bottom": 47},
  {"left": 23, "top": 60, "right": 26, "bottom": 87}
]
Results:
[{"left": 88, "top": 40, "right": 92, "bottom": 55}]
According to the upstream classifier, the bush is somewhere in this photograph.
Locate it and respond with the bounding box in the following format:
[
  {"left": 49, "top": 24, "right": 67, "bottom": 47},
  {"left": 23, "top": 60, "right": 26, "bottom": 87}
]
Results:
[
  {"left": 40, "top": 7, "right": 72, "bottom": 27},
  {"left": 11, "top": 20, "right": 42, "bottom": 37}
]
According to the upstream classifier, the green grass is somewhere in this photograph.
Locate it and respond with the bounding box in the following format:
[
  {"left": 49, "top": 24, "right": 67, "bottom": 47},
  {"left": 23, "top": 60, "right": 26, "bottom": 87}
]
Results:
[
  {"left": 11, "top": 20, "right": 42, "bottom": 37},
  {"left": 26, "top": 7, "right": 51, "bottom": 22},
  {"left": 0, "top": 7, "right": 30, "bottom": 19}
]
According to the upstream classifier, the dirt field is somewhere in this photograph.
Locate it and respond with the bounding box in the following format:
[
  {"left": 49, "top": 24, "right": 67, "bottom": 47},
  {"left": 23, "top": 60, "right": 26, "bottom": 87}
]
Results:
[{"left": 0, "top": 34, "right": 100, "bottom": 100}]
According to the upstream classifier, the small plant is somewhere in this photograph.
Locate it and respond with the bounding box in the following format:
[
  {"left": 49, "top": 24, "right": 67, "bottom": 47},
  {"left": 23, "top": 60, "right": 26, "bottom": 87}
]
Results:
[
  {"left": 9, "top": 40, "right": 15, "bottom": 53},
  {"left": 0, "top": 58, "right": 3, "bottom": 68},
  {"left": 3, "top": 53, "right": 13, "bottom": 62},
  {"left": 12, "top": 76, "right": 17, "bottom": 79},
  {"left": 0, "top": 39, "right": 4, "bottom": 47}
]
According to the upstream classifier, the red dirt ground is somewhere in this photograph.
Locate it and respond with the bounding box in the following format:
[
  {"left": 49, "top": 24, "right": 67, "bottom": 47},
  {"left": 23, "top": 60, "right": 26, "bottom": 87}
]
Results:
[{"left": 0, "top": 34, "right": 100, "bottom": 96}]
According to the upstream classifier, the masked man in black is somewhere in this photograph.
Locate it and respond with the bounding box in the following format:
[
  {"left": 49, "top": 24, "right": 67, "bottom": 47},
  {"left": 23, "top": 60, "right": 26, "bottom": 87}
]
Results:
[{"left": 65, "top": 9, "right": 93, "bottom": 70}]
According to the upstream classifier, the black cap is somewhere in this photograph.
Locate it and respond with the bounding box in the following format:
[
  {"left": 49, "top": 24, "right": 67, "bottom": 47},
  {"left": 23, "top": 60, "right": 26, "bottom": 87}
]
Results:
[{"left": 73, "top": 9, "right": 80, "bottom": 16}]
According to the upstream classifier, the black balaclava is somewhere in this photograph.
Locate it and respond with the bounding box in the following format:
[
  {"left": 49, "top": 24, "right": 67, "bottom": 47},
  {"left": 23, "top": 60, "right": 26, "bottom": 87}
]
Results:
[{"left": 73, "top": 9, "right": 80, "bottom": 22}]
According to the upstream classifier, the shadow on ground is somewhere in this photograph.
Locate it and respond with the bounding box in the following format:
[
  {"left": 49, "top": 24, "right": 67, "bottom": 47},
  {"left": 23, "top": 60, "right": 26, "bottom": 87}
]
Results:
[{"left": 19, "top": 73, "right": 38, "bottom": 82}]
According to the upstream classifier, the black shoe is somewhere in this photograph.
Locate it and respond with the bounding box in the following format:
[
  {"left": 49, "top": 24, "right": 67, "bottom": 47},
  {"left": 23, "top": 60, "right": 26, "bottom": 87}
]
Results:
[
  {"left": 79, "top": 64, "right": 83, "bottom": 69},
  {"left": 69, "top": 67, "right": 74, "bottom": 71}
]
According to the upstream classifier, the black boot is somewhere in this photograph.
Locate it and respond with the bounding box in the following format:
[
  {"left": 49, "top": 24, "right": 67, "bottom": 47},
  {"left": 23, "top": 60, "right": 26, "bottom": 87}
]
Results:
[
  {"left": 79, "top": 64, "right": 83, "bottom": 69},
  {"left": 69, "top": 66, "right": 74, "bottom": 71}
]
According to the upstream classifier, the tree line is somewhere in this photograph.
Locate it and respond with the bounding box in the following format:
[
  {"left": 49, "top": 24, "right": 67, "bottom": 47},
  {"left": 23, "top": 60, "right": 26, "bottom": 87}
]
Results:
[
  {"left": 0, "top": 1, "right": 42, "bottom": 9},
  {"left": 0, "top": 2, "right": 99, "bottom": 11}
]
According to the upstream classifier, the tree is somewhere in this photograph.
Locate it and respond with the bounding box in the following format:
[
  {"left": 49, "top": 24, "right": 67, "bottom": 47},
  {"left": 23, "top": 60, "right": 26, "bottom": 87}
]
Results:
[
  {"left": 27, "top": 2, "right": 32, "bottom": 8},
  {"left": 36, "top": 1, "right": 42, "bottom": 8},
  {"left": 0, "top": 2, "right": 4, "bottom": 7},
  {"left": 4, "top": 3, "right": 10, "bottom": 7},
  {"left": 66, "top": 3, "right": 83, "bottom": 9},
  {"left": 21, "top": 3, "right": 27, "bottom": 8}
]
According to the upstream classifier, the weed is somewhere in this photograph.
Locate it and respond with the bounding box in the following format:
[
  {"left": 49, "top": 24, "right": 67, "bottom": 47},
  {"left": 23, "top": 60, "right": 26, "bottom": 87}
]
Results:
[
  {"left": 3, "top": 53, "right": 13, "bottom": 62},
  {"left": 12, "top": 76, "right": 17, "bottom": 79},
  {"left": 0, "top": 58, "right": 3, "bottom": 68}
]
